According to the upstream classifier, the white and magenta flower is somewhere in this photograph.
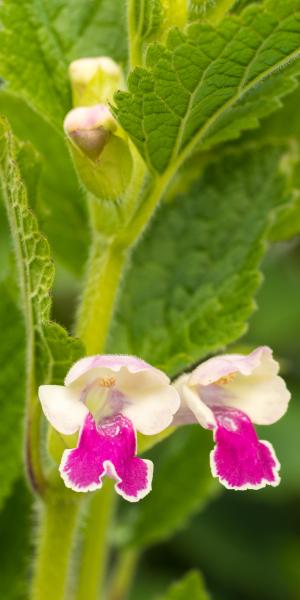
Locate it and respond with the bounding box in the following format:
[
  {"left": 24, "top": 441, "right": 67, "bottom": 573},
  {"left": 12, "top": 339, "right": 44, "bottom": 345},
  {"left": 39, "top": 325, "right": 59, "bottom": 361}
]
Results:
[
  {"left": 39, "top": 355, "right": 180, "bottom": 502},
  {"left": 174, "top": 347, "right": 290, "bottom": 491}
]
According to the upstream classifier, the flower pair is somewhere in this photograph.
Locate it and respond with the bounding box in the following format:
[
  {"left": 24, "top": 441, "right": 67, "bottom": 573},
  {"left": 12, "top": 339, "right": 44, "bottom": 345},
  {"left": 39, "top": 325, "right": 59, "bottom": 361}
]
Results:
[{"left": 39, "top": 347, "right": 290, "bottom": 502}]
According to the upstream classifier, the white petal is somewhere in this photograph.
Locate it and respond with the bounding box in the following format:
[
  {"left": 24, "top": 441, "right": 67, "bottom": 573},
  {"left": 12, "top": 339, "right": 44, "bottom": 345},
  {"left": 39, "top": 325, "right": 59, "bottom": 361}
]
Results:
[
  {"left": 39, "top": 385, "right": 88, "bottom": 435},
  {"left": 65, "top": 356, "right": 97, "bottom": 386},
  {"left": 181, "top": 384, "right": 216, "bottom": 429},
  {"left": 65, "top": 354, "right": 167, "bottom": 389},
  {"left": 122, "top": 385, "right": 180, "bottom": 435},
  {"left": 189, "top": 346, "right": 268, "bottom": 386},
  {"left": 219, "top": 348, "right": 291, "bottom": 425},
  {"left": 173, "top": 374, "right": 216, "bottom": 428},
  {"left": 196, "top": 347, "right": 291, "bottom": 425}
]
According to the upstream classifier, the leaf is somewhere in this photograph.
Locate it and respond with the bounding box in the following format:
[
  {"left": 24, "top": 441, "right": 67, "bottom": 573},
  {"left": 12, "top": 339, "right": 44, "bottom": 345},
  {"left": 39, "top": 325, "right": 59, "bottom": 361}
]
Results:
[
  {"left": 158, "top": 571, "right": 211, "bottom": 600},
  {"left": 0, "top": 117, "right": 83, "bottom": 404},
  {"left": 0, "top": 479, "right": 32, "bottom": 600},
  {"left": 0, "top": 0, "right": 127, "bottom": 130},
  {"left": 0, "top": 90, "right": 89, "bottom": 274},
  {"left": 268, "top": 190, "right": 300, "bottom": 241},
  {"left": 241, "top": 82, "right": 300, "bottom": 241},
  {"left": 116, "top": 427, "right": 216, "bottom": 549},
  {"left": 108, "top": 147, "right": 293, "bottom": 376},
  {"left": 114, "top": 0, "right": 300, "bottom": 174},
  {"left": 0, "top": 286, "right": 25, "bottom": 508}
]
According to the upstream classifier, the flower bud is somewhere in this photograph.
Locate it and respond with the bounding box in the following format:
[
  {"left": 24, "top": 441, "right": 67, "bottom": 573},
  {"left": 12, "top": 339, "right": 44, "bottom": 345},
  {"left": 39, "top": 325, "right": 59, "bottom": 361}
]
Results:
[
  {"left": 69, "top": 57, "right": 124, "bottom": 106},
  {"left": 64, "top": 104, "right": 117, "bottom": 160},
  {"left": 64, "top": 104, "right": 133, "bottom": 201}
]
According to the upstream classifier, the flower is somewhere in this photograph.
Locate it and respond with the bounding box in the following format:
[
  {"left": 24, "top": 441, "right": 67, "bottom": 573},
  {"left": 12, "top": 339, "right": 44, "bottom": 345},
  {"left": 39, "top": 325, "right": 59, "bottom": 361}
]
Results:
[
  {"left": 39, "top": 355, "right": 180, "bottom": 502},
  {"left": 174, "top": 347, "right": 290, "bottom": 490}
]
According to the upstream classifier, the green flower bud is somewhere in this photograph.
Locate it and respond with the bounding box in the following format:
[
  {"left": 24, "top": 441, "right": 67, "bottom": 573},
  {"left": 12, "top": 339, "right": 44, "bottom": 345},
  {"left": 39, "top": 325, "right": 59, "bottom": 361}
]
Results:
[
  {"left": 69, "top": 57, "right": 124, "bottom": 107},
  {"left": 64, "top": 104, "right": 133, "bottom": 201}
]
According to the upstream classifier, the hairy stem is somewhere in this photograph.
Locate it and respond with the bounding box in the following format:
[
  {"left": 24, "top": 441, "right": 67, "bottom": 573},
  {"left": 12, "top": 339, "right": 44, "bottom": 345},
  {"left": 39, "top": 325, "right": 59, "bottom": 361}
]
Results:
[
  {"left": 127, "top": 0, "right": 143, "bottom": 68},
  {"left": 31, "top": 492, "right": 80, "bottom": 600},
  {"left": 75, "top": 482, "right": 116, "bottom": 600},
  {"left": 75, "top": 236, "right": 127, "bottom": 354},
  {"left": 26, "top": 389, "right": 47, "bottom": 496}
]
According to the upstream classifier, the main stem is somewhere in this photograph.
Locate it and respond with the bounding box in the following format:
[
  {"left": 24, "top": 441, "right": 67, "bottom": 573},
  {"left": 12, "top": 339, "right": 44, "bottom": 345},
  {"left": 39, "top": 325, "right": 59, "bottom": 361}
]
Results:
[
  {"left": 31, "top": 492, "right": 80, "bottom": 600},
  {"left": 75, "top": 482, "right": 116, "bottom": 600},
  {"left": 75, "top": 235, "right": 127, "bottom": 354}
]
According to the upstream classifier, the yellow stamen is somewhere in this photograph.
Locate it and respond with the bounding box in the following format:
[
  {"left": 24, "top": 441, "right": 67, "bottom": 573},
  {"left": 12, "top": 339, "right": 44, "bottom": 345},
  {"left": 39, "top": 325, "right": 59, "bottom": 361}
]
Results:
[
  {"left": 98, "top": 376, "right": 116, "bottom": 388},
  {"left": 215, "top": 372, "right": 236, "bottom": 386}
]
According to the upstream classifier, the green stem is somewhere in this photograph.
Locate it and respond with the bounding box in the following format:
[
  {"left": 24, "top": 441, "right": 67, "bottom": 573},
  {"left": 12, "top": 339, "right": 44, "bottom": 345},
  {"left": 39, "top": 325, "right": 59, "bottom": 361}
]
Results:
[
  {"left": 127, "top": 0, "right": 143, "bottom": 68},
  {"left": 206, "top": 0, "right": 236, "bottom": 25},
  {"left": 26, "top": 389, "right": 47, "bottom": 496},
  {"left": 75, "top": 482, "right": 116, "bottom": 600},
  {"left": 75, "top": 235, "right": 127, "bottom": 354},
  {"left": 107, "top": 548, "right": 139, "bottom": 600},
  {"left": 31, "top": 492, "right": 80, "bottom": 600}
]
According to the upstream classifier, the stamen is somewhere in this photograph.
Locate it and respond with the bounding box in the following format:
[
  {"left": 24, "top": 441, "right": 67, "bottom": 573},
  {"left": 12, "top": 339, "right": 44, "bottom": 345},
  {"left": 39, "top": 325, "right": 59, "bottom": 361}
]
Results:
[
  {"left": 215, "top": 372, "right": 236, "bottom": 386},
  {"left": 98, "top": 376, "right": 116, "bottom": 388}
]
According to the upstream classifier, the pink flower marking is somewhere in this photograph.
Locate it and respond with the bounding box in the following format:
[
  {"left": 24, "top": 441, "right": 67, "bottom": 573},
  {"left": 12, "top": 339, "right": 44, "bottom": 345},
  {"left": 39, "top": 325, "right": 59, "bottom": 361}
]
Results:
[
  {"left": 210, "top": 407, "right": 280, "bottom": 490},
  {"left": 174, "top": 347, "right": 290, "bottom": 491},
  {"left": 60, "top": 413, "right": 153, "bottom": 501},
  {"left": 39, "top": 354, "right": 180, "bottom": 501}
]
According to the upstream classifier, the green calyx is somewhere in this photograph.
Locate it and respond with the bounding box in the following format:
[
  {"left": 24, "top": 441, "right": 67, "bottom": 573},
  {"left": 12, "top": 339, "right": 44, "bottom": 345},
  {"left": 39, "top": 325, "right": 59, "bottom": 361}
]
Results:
[{"left": 64, "top": 104, "right": 133, "bottom": 202}]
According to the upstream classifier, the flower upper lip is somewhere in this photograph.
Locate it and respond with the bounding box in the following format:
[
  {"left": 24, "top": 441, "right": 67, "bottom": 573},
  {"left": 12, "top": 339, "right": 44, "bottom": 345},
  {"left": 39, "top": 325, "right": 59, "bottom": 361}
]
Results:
[{"left": 39, "top": 353, "right": 180, "bottom": 437}]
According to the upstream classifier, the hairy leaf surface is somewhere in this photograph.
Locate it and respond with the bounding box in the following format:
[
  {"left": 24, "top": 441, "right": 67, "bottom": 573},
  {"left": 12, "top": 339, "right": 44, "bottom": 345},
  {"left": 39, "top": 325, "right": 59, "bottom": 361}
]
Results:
[
  {"left": 108, "top": 148, "right": 293, "bottom": 376},
  {"left": 0, "top": 117, "right": 83, "bottom": 411},
  {"left": 115, "top": 0, "right": 300, "bottom": 173}
]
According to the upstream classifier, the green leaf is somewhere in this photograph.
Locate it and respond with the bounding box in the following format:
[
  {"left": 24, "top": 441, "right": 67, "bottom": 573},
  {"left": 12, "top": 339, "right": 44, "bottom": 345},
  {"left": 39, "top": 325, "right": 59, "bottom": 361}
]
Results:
[
  {"left": 241, "top": 83, "right": 300, "bottom": 241},
  {"left": 0, "top": 286, "right": 25, "bottom": 508},
  {"left": 108, "top": 147, "right": 293, "bottom": 376},
  {"left": 0, "top": 90, "right": 89, "bottom": 274},
  {"left": 0, "top": 479, "right": 32, "bottom": 600},
  {"left": 0, "top": 117, "right": 84, "bottom": 495},
  {"left": 268, "top": 190, "right": 300, "bottom": 241},
  {"left": 0, "top": 116, "right": 83, "bottom": 395},
  {"left": 0, "top": 0, "right": 127, "bottom": 130},
  {"left": 159, "top": 571, "right": 211, "bottom": 600},
  {"left": 115, "top": 0, "right": 300, "bottom": 174},
  {"left": 116, "top": 427, "right": 216, "bottom": 549}
]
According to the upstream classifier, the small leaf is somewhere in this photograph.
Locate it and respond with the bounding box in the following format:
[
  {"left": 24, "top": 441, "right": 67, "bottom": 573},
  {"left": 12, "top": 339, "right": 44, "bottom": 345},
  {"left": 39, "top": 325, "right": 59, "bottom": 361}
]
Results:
[
  {"left": 159, "top": 571, "right": 211, "bottom": 600},
  {"left": 116, "top": 427, "right": 216, "bottom": 549},
  {"left": 115, "top": 0, "right": 300, "bottom": 173}
]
